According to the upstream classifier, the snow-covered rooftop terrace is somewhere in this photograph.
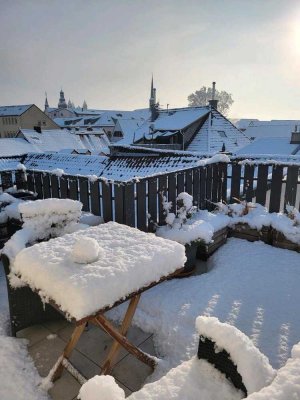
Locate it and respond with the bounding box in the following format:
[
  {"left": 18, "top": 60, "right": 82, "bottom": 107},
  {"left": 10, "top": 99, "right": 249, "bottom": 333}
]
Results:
[{"left": 1, "top": 237, "right": 300, "bottom": 399}]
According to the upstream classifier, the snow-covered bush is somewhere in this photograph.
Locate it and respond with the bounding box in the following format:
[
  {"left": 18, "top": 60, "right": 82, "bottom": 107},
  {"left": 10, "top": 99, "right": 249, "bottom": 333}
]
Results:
[
  {"left": 286, "top": 205, "right": 300, "bottom": 226},
  {"left": 157, "top": 192, "right": 213, "bottom": 245}
]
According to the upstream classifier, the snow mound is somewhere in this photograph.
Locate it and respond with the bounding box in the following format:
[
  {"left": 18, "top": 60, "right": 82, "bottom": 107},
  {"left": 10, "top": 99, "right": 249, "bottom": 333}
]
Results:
[
  {"left": 156, "top": 219, "right": 213, "bottom": 245},
  {"left": 71, "top": 237, "right": 102, "bottom": 264},
  {"left": 0, "top": 336, "right": 49, "bottom": 400},
  {"left": 247, "top": 342, "right": 300, "bottom": 399},
  {"left": 19, "top": 198, "right": 82, "bottom": 217},
  {"left": 80, "top": 213, "right": 104, "bottom": 226},
  {"left": 196, "top": 316, "right": 276, "bottom": 394},
  {"left": 78, "top": 375, "right": 125, "bottom": 400}
]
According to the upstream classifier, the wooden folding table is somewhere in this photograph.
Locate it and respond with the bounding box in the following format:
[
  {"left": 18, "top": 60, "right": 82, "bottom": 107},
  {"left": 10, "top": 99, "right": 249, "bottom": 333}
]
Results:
[{"left": 12, "top": 222, "right": 185, "bottom": 384}]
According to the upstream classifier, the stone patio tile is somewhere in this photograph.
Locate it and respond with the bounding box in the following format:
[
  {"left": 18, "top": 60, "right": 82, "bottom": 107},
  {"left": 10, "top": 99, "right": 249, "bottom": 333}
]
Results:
[
  {"left": 42, "top": 319, "right": 70, "bottom": 334},
  {"left": 28, "top": 334, "right": 66, "bottom": 377},
  {"left": 16, "top": 324, "right": 52, "bottom": 347},
  {"left": 58, "top": 321, "right": 151, "bottom": 367},
  {"left": 49, "top": 370, "right": 81, "bottom": 400},
  {"left": 112, "top": 336, "right": 156, "bottom": 392}
]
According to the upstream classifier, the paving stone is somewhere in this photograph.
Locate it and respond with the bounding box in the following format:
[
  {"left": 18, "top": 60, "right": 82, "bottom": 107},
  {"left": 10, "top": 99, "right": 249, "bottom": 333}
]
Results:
[
  {"left": 112, "top": 336, "right": 156, "bottom": 392},
  {"left": 49, "top": 370, "right": 81, "bottom": 400},
  {"left": 42, "top": 319, "right": 70, "bottom": 334},
  {"left": 17, "top": 324, "right": 52, "bottom": 347}
]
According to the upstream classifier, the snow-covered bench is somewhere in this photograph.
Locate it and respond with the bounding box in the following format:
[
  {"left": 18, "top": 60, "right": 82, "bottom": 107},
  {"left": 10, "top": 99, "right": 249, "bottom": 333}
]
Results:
[
  {"left": 1, "top": 198, "right": 85, "bottom": 336},
  {"left": 78, "top": 316, "right": 277, "bottom": 400}
]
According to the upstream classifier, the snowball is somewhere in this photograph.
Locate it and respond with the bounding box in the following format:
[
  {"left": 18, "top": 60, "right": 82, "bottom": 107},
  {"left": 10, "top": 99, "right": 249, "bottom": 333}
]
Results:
[
  {"left": 78, "top": 375, "right": 125, "bottom": 400},
  {"left": 71, "top": 237, "right": 102, "bottom": 264},
  {"left": 16, "top": 163, "right": 26, "bottom": 172}
]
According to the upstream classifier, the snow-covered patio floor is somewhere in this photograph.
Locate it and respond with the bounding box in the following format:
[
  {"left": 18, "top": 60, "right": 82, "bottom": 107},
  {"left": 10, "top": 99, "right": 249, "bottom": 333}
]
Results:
[{"left": 0, "top": 238, "right": 300, "bottom": 399}]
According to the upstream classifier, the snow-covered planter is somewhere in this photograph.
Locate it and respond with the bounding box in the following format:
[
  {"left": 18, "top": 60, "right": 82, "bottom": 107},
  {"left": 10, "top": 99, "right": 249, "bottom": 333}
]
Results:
[
  {"left": 216, "top": 201, "right": 273, "bottom": 244},
  {"left": 156, "top": 193, "right": 213, "bottom": 275},
  {"left": 271, "top": 207, "right": 300, "bottom": 252}
]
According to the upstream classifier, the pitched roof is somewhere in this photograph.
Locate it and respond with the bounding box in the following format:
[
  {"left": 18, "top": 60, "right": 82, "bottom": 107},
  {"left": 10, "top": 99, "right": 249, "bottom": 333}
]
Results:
[
  {"left": 0, "top": 138, "right": 40, "bottom": 157},
  {"left": 235, "top": 137, "right": 300, "bottom": 156},
  {"left": 186, "top": 108, "right": 250, "bottom": 153},
  {"left": 19, "top": 129, "right": 86, "bottom": 152},
  {"left": 244, "top": 120, "right": 300, "bottom": 140},
  {"left": 0, "top": 104, "right": 33, "bottom": 116}
]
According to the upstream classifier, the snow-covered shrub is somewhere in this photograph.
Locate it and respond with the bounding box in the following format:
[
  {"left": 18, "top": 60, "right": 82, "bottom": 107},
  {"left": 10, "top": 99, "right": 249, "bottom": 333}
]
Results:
[
  {"left": 286, "top": 205, "right": 300, "bottom": 226},
  {"left": 157, "top": 192, "right": 213, "bottom": 245}
]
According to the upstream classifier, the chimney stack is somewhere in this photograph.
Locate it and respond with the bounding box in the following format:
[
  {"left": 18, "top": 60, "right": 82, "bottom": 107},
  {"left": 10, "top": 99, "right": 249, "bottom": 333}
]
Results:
[
  {"left": 290, "top": 125, "right": 300, "bottom": 144},
  {"left": 209, "top": 81, "right": 218, "bottom": 109}
]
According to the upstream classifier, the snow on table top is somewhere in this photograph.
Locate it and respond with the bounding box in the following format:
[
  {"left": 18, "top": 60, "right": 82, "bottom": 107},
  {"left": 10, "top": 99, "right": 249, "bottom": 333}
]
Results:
[{"left": 12, "top": 222, "right": 186, "bottom": 320}]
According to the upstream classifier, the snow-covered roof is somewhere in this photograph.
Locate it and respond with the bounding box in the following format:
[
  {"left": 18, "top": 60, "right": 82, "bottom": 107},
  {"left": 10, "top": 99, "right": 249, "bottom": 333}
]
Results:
[
  {"left": 187, "top": 108, "right": 250, "bottom": 153},
  {"left": 0, "top": 157, "right": 22, "bottom": 172},
  {"left": 21, "top": 147, "right": 220, "bottom": 182},
  {"left": 0, "top": 104, "right": 33, "bottom": 116},
  {"left": 114, "top": 119, "right": 145, "bottom": 145},
  {"left": 244, "top": 120, "right": 300, "bottom": 140},
  {"left": 18, "top": 129, "right": 86, "bottom": 153},
  {"left": 155, "top": 107, "right": 209, "bottom": 130},
  {"left": 235, "top": 137, "right": 300, "bottom": 156},
  {"left": 0, "top": 138, "right": 40, "bottom": 157}
]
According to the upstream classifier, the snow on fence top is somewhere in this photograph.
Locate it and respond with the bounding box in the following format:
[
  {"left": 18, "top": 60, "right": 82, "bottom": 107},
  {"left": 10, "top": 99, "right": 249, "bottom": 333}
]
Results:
[
  {"left": 196, "top": 316, "right": 276, "bottom": 394},
  {"left": 12, "top": 222, "right": 186, "bottom": 320}
]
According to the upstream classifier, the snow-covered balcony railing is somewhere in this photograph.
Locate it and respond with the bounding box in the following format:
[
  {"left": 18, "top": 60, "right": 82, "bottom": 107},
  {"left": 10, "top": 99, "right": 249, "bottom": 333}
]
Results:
[{"left": 0, "top": 155, "right": 299, "bottom": 231}]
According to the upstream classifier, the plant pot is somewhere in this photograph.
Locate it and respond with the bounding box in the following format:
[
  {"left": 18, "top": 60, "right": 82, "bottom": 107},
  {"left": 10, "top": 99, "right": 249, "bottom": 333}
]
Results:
[
  {"left": 197, "top": 227, "right": 228, "bottom": 260},
  {"left": 183, "top": 242, "right": 198, "bottom": 275},
  {"left": 272, "top": 230, "right": 300, "bottom": 252},
  {"left": 229, "top": 223, "right": 272, "bottom": 244}
]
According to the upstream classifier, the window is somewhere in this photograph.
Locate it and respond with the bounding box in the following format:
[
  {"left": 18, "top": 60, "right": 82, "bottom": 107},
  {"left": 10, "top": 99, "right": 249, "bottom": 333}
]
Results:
[{"left": 218, "top": 131, "right": 227, "bottom": 138}]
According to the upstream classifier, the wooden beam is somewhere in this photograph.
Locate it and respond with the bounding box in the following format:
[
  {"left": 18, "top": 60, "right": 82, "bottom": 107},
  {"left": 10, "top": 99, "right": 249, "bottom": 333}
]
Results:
[
  {"left": 101, "top": 294, "right": 141, "bottom": 375},
  {"left": 94, "top": 314, "right": 156, "bottom": 371}
]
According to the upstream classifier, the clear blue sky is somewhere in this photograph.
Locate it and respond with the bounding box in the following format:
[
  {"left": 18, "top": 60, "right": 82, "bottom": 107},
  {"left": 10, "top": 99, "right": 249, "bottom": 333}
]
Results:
[{"left": 1, "top": 0, "right": 300, "bottom": 119}]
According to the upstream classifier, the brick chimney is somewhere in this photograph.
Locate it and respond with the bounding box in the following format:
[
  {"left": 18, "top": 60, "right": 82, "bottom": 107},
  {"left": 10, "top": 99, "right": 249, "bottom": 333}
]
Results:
[
  {"left": 290, "top": 125, "right": 300, "bottom": 144},
  {"left": 209, "top": 82, "right": 218, "bottom": 109}
]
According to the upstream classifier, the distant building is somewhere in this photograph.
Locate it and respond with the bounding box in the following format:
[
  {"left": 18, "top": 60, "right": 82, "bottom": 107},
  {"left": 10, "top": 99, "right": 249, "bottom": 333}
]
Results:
[{"left": 0, "top": 104, "right": 58, "bottom": 138}]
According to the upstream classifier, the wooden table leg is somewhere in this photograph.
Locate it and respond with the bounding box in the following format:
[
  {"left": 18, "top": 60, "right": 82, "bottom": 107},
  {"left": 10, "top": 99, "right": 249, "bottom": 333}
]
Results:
[
  {"left": 101, "top": 294, "right": 141, "bottom": 375},
  {"left": 50, "top": 322, "right": 86, "bottom": 382},
  {"left": 94, "top": 312, "right": 156, "bottom": 373}
]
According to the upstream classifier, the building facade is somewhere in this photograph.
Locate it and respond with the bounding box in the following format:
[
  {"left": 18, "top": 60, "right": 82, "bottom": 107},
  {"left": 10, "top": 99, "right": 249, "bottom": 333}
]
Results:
[{"left": 0, "top": 104, "right": 58, "bottom": 138}]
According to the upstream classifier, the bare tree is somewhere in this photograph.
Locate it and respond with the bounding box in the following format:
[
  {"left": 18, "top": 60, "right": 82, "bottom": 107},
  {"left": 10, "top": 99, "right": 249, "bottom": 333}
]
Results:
[{"left": 187, "top": 86, "right": 234, "bottom": 115}]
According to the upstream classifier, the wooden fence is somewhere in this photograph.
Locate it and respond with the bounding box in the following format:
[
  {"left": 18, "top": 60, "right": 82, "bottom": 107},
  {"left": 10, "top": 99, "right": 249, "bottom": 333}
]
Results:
[{"left": 0, "top": 160, "right": 299, "bottom": 231}]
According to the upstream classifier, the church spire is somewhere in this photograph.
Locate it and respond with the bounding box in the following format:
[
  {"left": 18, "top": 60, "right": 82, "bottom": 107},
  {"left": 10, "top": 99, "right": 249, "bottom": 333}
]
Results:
[
  {"left": 149, "top": 75, "right": 156, "bottom": 109},
  {"left": 44, "top": 92, "right": 49, "bottom": 111},
  {"left": 58, "top": 88, "right": 67, "bottom": 109}
]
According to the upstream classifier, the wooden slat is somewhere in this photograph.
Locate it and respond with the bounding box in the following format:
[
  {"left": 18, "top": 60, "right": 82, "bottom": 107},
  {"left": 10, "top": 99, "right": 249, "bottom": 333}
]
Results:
[
  {"left": 1, "top": 172, "right": 13, "bottom": 191},
  {"left": 211, "top": 164, "right": 219, "bottom": 203},
  {"left": 42, "top": 174, "right": 51, "bottom": 199},
  {"left": 27, "top": 171, "right": 35, "bottom": 193},
  {"left": 90, "top": 180, "right": 101, "bottom": 216},
  {"left": 243, "top": 164, "right": 255, "bottom": 202},
  {"left": 34, "top": 172, "right": 43, "bottom": 199},
  {"left": 193, "top": 168, "right": 200, "bottom": 209},
  {"left": 158, "top": 175, "right": 168, "bottom": 225},
  {"left": 148, "top": 178, "right": 157, "bottom": 232},
  {"left": 167, "top": 174, "right": 176, "bottom": 214},
  {"left": 124, "top": 184, "right": 135, "bottom": 227},
  {"left": 79, "top": 177, "right": 89, "bottom": 211},
  {"left": 185, "top": 169, "right": 193, "bottom": 195},
  {"left": 218, "top": 163, "right": 227, "bottom": 203},
  {"left": 69, "top": 177, "right": 79, "bottom": 201},
  {"left": 15, "top": 171, "right": 27, "bottom": 190},
  {"left": 230, "top": 163, "right": 241, "bottom": 202},
  {"left": 206, "top": 165, "right": 213, "bottom": 206},
  {"left": 114, "top": 185, "right": 124, "bottom": 224},
  {"left": 199, "top": 168, "right": 207, "bottom": 209},
  {"left": 269, "top": 165, "right": 283, "bottom": 213},
  {"left": 60, "top": 177, "right": 69, "bottom": 199},
  {"left": 136, "top": 180, "right": 147, "bottom": 231},
  {"left": 284, "top": 166, "right": 299, "bottom": 209},
  {"left": 101, "top": 181, "right": 113, "bottom": 222},
  {"left": 51, "top": 175, "right": 59, "bottom": 198},
  {"left": 255, "top": 165, "right": 269, "bottom": 206},
  {"left": 177, "top": 172, "right": 184, "bottom": 195}
]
